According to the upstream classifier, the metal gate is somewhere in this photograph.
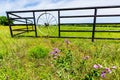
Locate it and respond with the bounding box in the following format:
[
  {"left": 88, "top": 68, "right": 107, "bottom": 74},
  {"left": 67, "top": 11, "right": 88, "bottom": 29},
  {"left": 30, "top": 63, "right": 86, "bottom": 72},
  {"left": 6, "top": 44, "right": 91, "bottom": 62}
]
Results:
[{"left": 6, "top": 5, "right": 120, "bottom": 42}]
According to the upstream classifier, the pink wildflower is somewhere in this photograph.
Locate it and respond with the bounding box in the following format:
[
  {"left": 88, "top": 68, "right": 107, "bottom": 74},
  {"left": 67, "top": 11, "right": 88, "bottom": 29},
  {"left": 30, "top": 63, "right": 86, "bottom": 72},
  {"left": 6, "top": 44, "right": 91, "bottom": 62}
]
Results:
[
  {"left": 93, "top": 64, "right": 102, "bottom": 69},
  {"left": 93, "top": 64, "right": 99, "bottom": 69},
  {"left": 112, "top": 66, "right": 117, "bottom": 69},
  {"left": 50, "top": 51, "right": 56, "bottom": 55},
  {"left": 53, "top": 48, "right": 60, "bottom": 53}
]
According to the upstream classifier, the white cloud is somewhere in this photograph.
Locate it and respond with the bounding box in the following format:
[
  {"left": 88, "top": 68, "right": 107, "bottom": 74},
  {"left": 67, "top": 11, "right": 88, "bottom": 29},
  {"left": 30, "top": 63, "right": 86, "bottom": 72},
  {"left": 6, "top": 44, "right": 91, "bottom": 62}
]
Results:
[
  {"left": 1, "top": 0, "right": 120, "bottom": 15},
  {"left": 1, "top": 0, "right": 120, "bottom": 23}
]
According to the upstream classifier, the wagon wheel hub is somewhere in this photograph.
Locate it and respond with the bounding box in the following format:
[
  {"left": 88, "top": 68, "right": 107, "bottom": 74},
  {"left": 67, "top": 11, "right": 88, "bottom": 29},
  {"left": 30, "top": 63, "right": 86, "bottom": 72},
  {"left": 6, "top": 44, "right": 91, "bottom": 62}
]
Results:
[{"left": 44, "top": 23, "right": 49, "bottom": 27}]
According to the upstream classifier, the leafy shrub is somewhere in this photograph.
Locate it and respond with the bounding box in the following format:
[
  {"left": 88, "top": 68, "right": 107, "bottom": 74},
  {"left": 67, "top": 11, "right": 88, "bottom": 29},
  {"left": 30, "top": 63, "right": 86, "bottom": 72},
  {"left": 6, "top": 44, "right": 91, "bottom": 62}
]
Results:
[
  {"left": 28, "top": 46, "right": 49, "bottom": 59},
  {"left": 0, "top": 52, "right": 3, "bottom": 59}
]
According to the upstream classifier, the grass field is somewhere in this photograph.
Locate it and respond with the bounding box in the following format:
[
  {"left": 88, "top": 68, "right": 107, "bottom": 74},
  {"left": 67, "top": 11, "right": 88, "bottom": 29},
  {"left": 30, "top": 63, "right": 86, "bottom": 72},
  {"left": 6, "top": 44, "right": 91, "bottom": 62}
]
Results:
[{"left": 0, "top": 25, "right": 120, "bottom": 80}]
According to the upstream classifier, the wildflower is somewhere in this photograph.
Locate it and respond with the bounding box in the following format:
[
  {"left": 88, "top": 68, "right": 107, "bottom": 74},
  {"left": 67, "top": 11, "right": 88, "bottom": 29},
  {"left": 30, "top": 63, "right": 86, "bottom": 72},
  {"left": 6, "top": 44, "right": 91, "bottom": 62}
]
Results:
[
  {"left": 112, "top": 66, "right": 117, "bottom": 69},
  {"left": 101, "top": 71, "right": 106, "bottom": 78},
  {"left": 50, "top": 51, "right": 56, "bottom": 55},
  {"left": 50, "top": 48, "right": 60, "bottom": 59},
  {"left": 64, "top": 39, "right": 70, "bottom": 45},
  {"left": 53, "top": 48, "right": 60, "bottom": 53},
  {"left": 93, "top": 64, "right": 102, "bottom": 69},
  {"left": 105, "top": 68, "right": 112, "bottom": 73},
  {"left": 93, "top": 64, "right": 99, "bottom": 69}
]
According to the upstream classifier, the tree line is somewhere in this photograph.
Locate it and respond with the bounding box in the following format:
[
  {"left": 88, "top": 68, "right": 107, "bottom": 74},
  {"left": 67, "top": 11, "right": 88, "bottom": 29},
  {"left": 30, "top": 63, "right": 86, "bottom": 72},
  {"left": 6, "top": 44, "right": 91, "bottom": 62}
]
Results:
[{"left": 0, "top": 16, "right": 13, "bottom": 26}]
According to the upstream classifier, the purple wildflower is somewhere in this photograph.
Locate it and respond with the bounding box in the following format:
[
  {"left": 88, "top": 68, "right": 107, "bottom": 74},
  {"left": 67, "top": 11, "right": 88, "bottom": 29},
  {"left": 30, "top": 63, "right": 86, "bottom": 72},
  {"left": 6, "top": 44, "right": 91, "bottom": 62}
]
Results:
[
  {"left": 50, "top": 48, "right": 60, "bottom": 59},
  {"left": 105, "top": 68, "right": 112, "bottom": 73},
  {"left": 101, "top": 71, "right": 106, "bottom": 78}
]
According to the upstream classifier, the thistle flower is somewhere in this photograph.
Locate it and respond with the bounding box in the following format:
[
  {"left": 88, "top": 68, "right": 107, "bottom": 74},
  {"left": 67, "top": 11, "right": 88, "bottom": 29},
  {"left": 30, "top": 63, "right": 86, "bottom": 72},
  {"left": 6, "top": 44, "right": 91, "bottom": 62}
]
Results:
[
  {"left": 53, "top": 48, "right": 60, "bottom": 53},
  {"left": 105, "top": 68, "right": 112, "bottom": 73},
  {"left": 50, "top": 48, "right": 60, "bottom": 59},
  {"left": 101, "top": 71, "right": 106, "bottom": 78}
]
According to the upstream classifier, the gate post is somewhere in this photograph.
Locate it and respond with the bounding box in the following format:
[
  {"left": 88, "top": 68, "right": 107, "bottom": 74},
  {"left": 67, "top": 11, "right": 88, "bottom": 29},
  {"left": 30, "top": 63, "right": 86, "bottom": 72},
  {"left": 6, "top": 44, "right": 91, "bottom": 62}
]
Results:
[
  {"left": 26, "top": 19, "right": 28, "bottom": 32},
  {"left": 58, "top": 10, "right": 61, "bottom": 38},
  {"left": 7, "top": 13, "right": 13, "bottom": 37},
  {"left": 92, "top": 8, "right": 97, "bottom": 42},
  {"left": 33, "top": 12, "right": 37, "bottom": 37}
]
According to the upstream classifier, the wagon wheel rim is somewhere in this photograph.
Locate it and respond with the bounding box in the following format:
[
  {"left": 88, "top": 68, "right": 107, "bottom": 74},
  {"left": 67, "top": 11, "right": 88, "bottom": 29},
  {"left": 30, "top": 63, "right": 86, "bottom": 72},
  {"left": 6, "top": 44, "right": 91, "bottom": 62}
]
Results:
[{"left": 37, "top": 12, "right": 57, "bottom": 35}]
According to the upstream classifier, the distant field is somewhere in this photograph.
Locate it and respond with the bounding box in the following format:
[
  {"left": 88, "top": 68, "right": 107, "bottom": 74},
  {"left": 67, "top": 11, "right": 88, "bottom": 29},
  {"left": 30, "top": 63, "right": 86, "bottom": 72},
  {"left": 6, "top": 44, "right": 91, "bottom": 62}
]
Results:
[
  {"left": 0, "top": 25, "right": 120, "bottom": 80},
  {"left": 9, "top": 25, "right": 120, "bottom": 38}
]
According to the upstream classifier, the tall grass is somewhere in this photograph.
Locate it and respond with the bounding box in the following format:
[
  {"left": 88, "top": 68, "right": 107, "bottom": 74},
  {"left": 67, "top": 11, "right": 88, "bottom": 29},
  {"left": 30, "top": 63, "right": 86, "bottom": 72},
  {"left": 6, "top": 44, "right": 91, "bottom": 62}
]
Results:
[{"left": 0, "top": 25, "right": 120, "bottom": 80}]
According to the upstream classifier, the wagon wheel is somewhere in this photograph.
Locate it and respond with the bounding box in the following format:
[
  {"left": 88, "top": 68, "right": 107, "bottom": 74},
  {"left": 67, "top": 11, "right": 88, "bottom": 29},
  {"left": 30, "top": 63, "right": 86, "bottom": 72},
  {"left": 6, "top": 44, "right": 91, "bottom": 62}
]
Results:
[{"left": 37, "top": 12, "right": 57, "bottom": 35}]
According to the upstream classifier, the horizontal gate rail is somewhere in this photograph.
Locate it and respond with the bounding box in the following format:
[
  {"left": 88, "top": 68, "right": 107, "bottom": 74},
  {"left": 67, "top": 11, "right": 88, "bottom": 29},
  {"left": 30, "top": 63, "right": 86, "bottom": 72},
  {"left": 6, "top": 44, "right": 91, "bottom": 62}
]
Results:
[
  {"left": 9, "top": 17, "right": 34, "bottom": 20},
  {"left": 60, "top": 15, "right": 120, "bottom": 18},
  {"left": 6, "top": 5, "right": 120, "bottom": 13},
  {"left": 60, "top": 30, "right": 120, "bottom": 32},
  {"left": 10, "top": 24, "right": 34, "bottom": 26}
]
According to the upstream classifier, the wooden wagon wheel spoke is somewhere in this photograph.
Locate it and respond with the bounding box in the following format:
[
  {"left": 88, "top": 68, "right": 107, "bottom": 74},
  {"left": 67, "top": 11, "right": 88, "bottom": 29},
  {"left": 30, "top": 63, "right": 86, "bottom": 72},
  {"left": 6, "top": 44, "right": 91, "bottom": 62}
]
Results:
[{"left": 37, "top": 12, "right": 57, "bottom": 35}]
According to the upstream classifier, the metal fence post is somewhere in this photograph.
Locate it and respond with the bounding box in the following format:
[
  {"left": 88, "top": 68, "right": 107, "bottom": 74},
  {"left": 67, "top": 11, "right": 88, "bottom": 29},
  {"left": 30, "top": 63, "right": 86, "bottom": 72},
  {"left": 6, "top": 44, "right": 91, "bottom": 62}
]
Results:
[
  {"left": 58, "top": 10, "right": 61, "bottom": 37},
  {"left": 6, "top": 13, "right": 13, "bottom": 37},
  {"left": 92, "top": 8, "right": 97, "bottom": 42},
  {"left": 26, "top": 19, "right": 28, "bottom": 32},
  {"left": 33, "top": 12, "right": 37, "bottom": 37}
]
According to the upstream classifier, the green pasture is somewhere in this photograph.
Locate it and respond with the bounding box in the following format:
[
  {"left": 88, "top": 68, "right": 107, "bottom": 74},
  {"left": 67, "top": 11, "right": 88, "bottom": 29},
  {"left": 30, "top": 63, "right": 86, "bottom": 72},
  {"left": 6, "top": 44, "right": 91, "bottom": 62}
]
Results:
[
  {"left": 9, "top": 25, "right": 120, "bottom": 38},
  {"left": 0, "top": 25, "right": 120, "bottom": 80}
]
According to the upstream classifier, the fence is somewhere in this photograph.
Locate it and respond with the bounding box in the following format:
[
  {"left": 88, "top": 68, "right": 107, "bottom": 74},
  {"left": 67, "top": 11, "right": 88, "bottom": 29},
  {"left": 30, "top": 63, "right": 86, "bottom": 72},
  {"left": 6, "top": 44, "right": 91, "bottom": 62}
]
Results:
[{"left": 6, "top": 5, "right": 120, "bottom": 42}]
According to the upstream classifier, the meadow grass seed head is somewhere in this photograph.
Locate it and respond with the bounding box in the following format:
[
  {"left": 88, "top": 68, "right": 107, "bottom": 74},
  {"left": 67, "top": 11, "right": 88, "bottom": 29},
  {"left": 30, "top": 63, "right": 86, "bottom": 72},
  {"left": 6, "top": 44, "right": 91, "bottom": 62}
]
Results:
[
  {"left": 53, "top": 56, "right": 57, "bottom": 59},
  {"left": 64, "top": 39, "right": 70, "bottom": 45},
  {"left": 98, "top": 64, "right": 103, "bottom": 68},
  {"left": 83, "top": 56, "right": 89, "bottom": 60}
]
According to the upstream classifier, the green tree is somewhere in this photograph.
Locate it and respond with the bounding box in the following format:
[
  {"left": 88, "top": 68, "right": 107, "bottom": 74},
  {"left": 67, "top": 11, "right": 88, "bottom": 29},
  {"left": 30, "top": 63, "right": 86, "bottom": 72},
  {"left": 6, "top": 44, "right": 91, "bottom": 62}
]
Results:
[{"left": 0, "top": 16, "right": 13, "bottom": 26}]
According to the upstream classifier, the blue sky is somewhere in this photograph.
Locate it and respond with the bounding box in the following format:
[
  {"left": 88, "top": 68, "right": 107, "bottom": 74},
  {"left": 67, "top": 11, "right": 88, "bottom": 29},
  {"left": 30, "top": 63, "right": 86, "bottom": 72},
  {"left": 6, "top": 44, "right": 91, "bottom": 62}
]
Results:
[
  {"left": 0, "top": 0, "right": 120, "bottom": 16},
  {"left": 0, "top": 0, "right": 120, "bottom": 23}
]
